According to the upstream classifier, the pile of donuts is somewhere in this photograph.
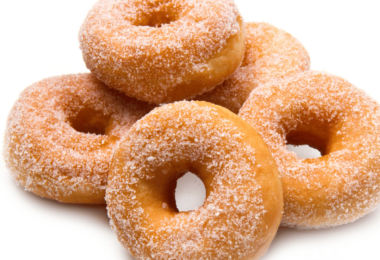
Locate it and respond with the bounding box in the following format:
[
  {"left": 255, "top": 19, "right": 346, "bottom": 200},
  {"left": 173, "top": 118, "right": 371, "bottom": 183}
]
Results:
[{"left": 4, "top": 0, "right": 380, "bottom": 259}]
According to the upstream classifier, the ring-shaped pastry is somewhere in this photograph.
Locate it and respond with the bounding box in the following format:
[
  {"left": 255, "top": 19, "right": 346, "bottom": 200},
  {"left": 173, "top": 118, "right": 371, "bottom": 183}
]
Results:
[
  {"left": 239, "top": 71, "right": 380, "bottom": 228},
  {"left": 107, "top": 101, "right": 283, "bottom": 259},
  {"left": 79, "top": 0, "right": 245, "bottom": 104},
  {"left": 3, "top": 74, "right": 154, "bottom": 204}
]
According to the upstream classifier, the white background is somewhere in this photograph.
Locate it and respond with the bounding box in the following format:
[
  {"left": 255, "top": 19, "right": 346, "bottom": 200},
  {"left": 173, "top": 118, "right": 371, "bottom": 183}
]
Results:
[{"left": 1, "top": 0, "right": 380, "bottom": 259}]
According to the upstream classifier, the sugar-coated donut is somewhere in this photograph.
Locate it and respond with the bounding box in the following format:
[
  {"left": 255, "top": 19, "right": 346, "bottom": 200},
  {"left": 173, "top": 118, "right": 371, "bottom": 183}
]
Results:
[
  {"left": 107, "top": 101, "right": 283, "bottom": 260},
  {"left": 239, "top": 71, "right": 380, "bottom": 229},
  {"left": 79, "top": 0, "right": 245, "bottom": 104},
  {"left": 3, "top": 74, "right": 154, "bottom": 204},
  {"left": 195, "top": 22, "right": 310, "bottom": 113}
]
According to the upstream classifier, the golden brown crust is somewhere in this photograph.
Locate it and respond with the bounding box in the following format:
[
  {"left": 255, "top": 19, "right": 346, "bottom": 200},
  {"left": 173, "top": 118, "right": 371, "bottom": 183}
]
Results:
[
  {"left": 79, "top": 0, "right": 245, "bottom": 104},
  {"left": 195, "top": 22, "right": 310, "bottom": 113},
  {"left": 107, "top": 101, "right": 283, "bottom": 260},
  {"left": 3, "top": 74, "right": 155, "bottom": 204},
  {"left": 239, "top": 71, "right": 380, "bottom": 229}
]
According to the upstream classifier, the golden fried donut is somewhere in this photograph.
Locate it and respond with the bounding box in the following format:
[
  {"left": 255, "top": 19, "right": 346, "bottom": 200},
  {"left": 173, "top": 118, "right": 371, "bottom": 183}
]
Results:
[
  {"left": 195, "top": 22, "right": 310, "bottom": 113},
  {"left": 79, "top": 0, "right": 245, "bottom": 104},
  {"left": 3, "top": 74, "right": 154, "bottom": 204},
  {"left": 107, "top": 101, "right": 283, "bottom": 259},
  {"left": 239, "top": 71, "right": 380, "bottom": 229}
]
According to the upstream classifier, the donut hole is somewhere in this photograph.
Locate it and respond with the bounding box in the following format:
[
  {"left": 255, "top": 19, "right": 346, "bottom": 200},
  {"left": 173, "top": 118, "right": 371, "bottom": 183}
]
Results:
[
  {"left": 138, "top": 168, "right": 208, "bottom": 216},
  {"left": 286, "top": 131, "right": 327, "bottom": 158},
  {"left": 69, "top": 107, "right": 111, "bottom": 135},
  {"left": 286, "top": 145, "right": 321, "bottom": 159},
  {"left": 175, "top": 172, "right": 206, "bottom": 212},
  {"left": 133, "top": 3, "right": 180, "bottom": 28}
]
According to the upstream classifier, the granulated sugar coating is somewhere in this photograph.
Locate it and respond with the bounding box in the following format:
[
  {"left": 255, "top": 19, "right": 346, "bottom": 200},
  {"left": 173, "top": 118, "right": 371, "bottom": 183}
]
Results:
[
  {"left": 3, "top": 74, "right": 154, "bottom": 204},
  {"left": 107, "top": 101, "right": 283, "bottom": 260},
  {"left": 79, "top": 0, "right": 245, "bottom": 104},
  {"left": 239, "top": 71, "right": 380, "bottom": 229},
  {"left": 195, "top": 22, "right": 310, "bottom": 113}
]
